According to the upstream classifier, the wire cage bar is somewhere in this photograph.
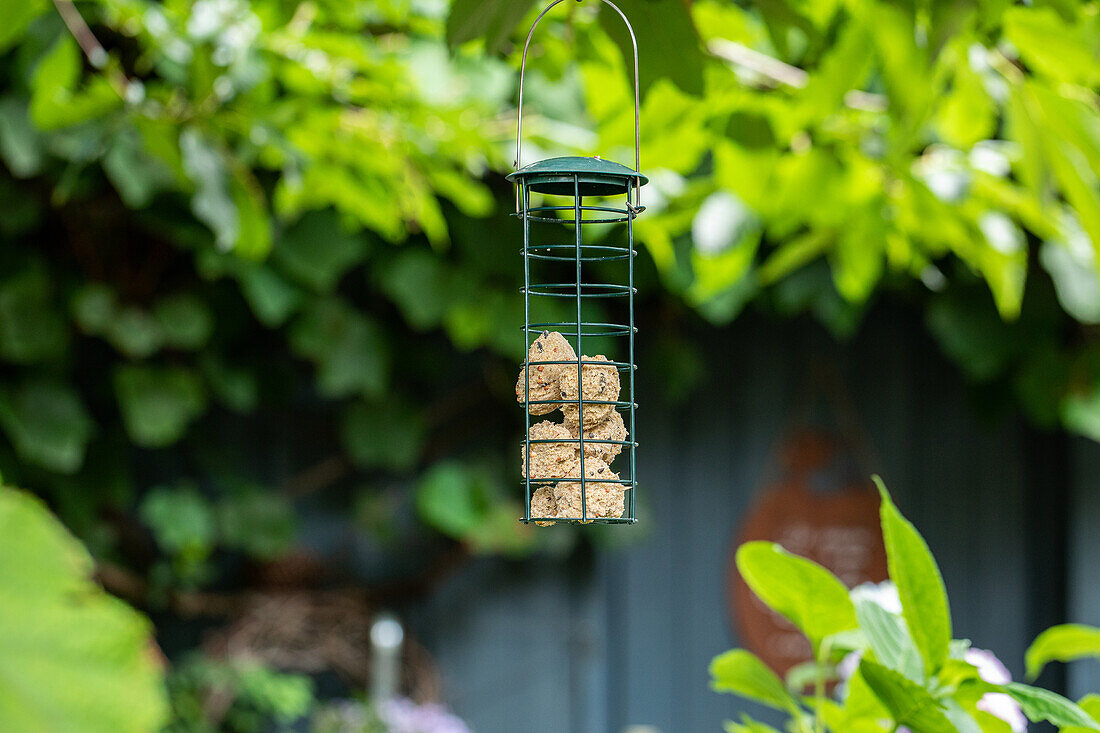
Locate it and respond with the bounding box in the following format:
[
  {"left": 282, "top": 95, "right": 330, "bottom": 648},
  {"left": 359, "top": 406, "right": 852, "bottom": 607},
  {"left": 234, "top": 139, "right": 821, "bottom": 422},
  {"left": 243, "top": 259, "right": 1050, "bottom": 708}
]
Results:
[{"left": 511, "top": 171, "right": 643, "bottom": 524}]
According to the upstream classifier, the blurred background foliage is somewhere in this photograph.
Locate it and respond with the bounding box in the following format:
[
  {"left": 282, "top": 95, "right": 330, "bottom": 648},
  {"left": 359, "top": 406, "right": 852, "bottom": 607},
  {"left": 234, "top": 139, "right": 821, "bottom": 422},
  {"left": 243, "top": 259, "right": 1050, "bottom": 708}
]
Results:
[{"left": 0, "top": 0, "right": 1098, "bottom": 728}]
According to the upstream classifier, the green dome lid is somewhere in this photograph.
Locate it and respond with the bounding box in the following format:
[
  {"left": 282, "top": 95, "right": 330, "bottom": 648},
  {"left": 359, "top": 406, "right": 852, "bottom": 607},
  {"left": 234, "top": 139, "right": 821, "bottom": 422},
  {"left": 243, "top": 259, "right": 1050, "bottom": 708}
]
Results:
[{"left": 507, "top": 156, "right": 647, "bottom": 196}]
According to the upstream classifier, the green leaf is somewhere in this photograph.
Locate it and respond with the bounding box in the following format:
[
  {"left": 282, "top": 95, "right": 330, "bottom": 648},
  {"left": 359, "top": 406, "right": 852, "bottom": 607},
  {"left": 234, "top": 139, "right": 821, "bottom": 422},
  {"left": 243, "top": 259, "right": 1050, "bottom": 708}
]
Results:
[
  {"left": 217, "top": 491, "right": 296, "bottom": 559},
  {"left": 0, "top": 0, "right": 47, "bottom": 52},
  {"left": 199, "top": 353, "right": 258, "bottom": 413},
  {"left": 859, "top": 659, "right": 956, "bottom": 733},
  {"left": 0, "top": 379, "right": 94, "bottom": 474},
  {"left": 735, "top": 541, "right": 858, "bottom": 650},
  {"left": 237, "top": 263, "right": 303, "bottom": 328},
  {"left": 852, "top": 594, "right": 923, "bottom": 682},
  {"left": 796, "top": 18, "right": 873, "bottom": 124},
  {"left": 599, "top": 0, "right": 705, "bottom": 97},
  {"left": 941, "top": 698, "right": 985, "bottom": 733},
  {"left": 340, "top": 400, "right": 426, "bottom": 472},
  {"left": 140, "top": 485, "right": 215, "bottom": 556},
  {"left": 274, "top": 210, "right": 367, "bottom": 292},
  {"left": 842, "top": 663, "right": 892, "bottom": 721},
  {"left": 464, "top": 500, "right": 535, "bottom": 556},
  {"left": 708, "top": 649, "right": 800, "bottom": 713},
  {"left": 0, "top": 487, "right": 169, "bottom": 732},
  {"left": 446, "top": 0, "right": 538, "bottom": 53},
  {"left": 105, "top": 306, "right": 165, "bottom": 358},
  {"left": 1063, "top": 385, "right": 1100, "bottom": 442},
  {"left": 1004, "top": 682, "right": 1100, "bottom": 730},
  {"left": 0, "top": 267, "right": 68, "bottom": 364},
  {"left": 415, "top": 461, "right": 485, "bottom": 538},
  {"left": 1025, "top": 624, "right": 1100, "bottom": 680},
  {"left": 1003, "top": 7, "right": 1100, "bottom": 87},
  {"left": 926, "top": 288, "right": 1016, "bottom": 382},
  {"left": 180, "top": 128, "right": 238, "bottom": 251},
  {"left": 875, "top": 476, "right": 951, "bottom": 676},
  {"left": 103, "top": 128, "right": 175, "bottom": 209},
  {"left": 0, "top": 98, "right": 43, "bottom": 177},
  {"left": 114, "top": 366, "right": 206, "bottom": 448},
  {"left": 1064, "top": 695, "right": 1100, "bottom": 733},
  {"left": 289, "top": 298, "right": 390, "bottom": 399},
  {"left": 936, "top": 60, "right": 996, "bottom": 149},
  {"left": 1040, "top": 235, "right": 1100, "bottom": 324},
  {"left": 71, "top": 282, "right": 118, "bottom": 335},
  {"left": 30, "top": 36, "right": 120, "bottom": 130},
  {"left": 376, "top": 248, "right": 450, "bottom": 330},
  {"left": 830, "top": 208, "right": 884, "bottom": 304},
  {"left": 229, "top": 168, "right": 273, "bottom": 259},
  {"left": 723, "top": 714, "right": 783, "bottom": 733},
  {"left": 154, "top": 293, "right": 213, "bottom": 350}
]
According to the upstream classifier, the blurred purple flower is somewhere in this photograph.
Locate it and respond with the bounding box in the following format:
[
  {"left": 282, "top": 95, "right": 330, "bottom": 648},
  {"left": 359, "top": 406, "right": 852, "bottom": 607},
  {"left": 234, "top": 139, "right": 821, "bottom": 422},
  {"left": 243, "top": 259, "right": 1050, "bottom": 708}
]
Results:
[
  {"left": 838, "top": 583, "right": 1026, "bottom": 732},
  {"left": 378, "top": 697, "right": 471, "bottom": 733},
  {"left": 965, "top": 649, "right": 1027, "bottom": 732}
]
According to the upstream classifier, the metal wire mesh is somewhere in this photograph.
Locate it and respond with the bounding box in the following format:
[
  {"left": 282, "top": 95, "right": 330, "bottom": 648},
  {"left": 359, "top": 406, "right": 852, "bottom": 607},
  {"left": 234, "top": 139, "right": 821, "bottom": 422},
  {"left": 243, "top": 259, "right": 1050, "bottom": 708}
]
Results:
[{"left": 518, "top": 174, "right": 639, "bottom": 524}]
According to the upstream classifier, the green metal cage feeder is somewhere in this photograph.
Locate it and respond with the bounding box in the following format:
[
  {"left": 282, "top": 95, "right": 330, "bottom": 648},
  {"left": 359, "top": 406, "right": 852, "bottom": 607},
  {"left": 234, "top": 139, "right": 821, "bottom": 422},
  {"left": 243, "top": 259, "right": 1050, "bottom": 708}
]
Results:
[{"left": 509, "top": 0, "right": 646, "bottom": 525}]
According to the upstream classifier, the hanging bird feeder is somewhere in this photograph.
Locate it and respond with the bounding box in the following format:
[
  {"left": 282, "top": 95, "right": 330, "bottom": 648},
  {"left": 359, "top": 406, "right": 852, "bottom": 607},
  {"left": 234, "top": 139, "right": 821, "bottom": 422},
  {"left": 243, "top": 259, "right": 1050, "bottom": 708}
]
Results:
[{"left": 509, "top": 0, "right": 645, "bottom": 525}]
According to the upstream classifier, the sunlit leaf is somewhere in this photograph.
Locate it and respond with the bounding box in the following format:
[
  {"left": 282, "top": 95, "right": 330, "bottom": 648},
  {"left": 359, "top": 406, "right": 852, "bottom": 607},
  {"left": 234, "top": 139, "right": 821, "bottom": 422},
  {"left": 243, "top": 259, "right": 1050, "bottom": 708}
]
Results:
[
  {"left": 709, "top": 649, "right": 800, "bottom": 713},
  {"left": 1004, "top": 7, "right": 1100, "bottom": 87},
  {"left": 0, "top": 0, "right": 46, "bottom": 52},
  {"left": 1005, "top": 683, "right": 1100, "bottom": 730},
  {"left": 852, "top": 594, "right": 923, "bottom": 682},
  {"left": 859, "top": 659, "right": 955, "bottom": 733},
  {"left": 1025, "top": 624, "right": 1100, "bottom": 680},
  {"left": 29, "top": 36, "right": 120, "bottom": 130},
  {"left": 0, "top": 487, "right": 168, "bottom": 732},
  {"left": 876, "top": 477, "right": 951, "bottom": 677},
  {"left": 1063, "top": 695, "right": 1100, "bottom": 733},
  {"left": 736, "top": 541, "right": 857, "bottom": 651}
]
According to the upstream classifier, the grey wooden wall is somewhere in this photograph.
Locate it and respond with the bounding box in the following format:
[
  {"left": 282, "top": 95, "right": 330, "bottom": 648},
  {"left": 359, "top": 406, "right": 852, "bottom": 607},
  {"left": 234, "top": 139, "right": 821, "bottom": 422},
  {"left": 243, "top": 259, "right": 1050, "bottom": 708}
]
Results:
[{"left": 411, "top": 306, "right": 1100, "bottom": 732}]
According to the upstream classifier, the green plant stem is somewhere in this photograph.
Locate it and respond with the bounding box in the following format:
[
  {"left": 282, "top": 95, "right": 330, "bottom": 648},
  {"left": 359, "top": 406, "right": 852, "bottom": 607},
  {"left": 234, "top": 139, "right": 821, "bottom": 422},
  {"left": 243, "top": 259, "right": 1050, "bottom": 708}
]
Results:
[{"left": 814, "top": 652, "right": 826, "bottom": 733}]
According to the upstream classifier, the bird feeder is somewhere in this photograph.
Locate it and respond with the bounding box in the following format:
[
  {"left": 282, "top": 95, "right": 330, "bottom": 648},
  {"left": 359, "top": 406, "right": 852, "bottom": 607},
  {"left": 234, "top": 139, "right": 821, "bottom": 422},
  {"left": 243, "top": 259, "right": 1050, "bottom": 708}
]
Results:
[{"left": 509, "top": 0, "right": 645, "bottom": 525}]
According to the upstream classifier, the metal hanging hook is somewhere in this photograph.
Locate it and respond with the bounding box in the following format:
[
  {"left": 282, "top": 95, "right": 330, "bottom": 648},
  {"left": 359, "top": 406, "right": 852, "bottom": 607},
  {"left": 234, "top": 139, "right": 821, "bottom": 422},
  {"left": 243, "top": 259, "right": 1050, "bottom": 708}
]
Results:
[{"left": 514, "top": 0, "right": 642, "bottom": 208}]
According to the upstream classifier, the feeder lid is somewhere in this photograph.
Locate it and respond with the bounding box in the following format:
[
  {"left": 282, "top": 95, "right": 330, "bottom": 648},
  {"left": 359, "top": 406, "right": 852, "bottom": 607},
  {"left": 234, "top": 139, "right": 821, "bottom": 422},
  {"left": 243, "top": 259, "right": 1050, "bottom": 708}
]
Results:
[{"left": 507, "top": 156, "right": 648, "bottom": 196}]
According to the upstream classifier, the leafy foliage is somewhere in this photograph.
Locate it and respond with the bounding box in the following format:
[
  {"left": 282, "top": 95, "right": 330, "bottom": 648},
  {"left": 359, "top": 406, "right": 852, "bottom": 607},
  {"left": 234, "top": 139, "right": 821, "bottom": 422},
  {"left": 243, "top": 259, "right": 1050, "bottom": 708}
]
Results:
[
  {"left": 0, "top": 0, "right": 1098, "bottom": 724},
  {"left": 0, "top": 486, "right": 168, "bottom": 732},
  {"left": 452, "top": 0, "right": 1100, "bottom": 437},
  {"left": 164, "top": 656, "right": 314, "bottom": 733},
  {"left": 711, "top": 478, "right": 1100, "bottom": 733},
  {"left": 0, "top": 0, "right": 556, "bottom": 601}
]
